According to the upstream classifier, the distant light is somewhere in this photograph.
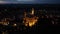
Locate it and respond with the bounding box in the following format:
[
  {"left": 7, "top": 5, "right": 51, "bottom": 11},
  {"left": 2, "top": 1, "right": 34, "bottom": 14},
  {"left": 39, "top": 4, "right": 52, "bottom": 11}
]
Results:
[
  {"left": 24, "top": 17, "right": 38, "bottom": 27},
  {"left": 42, "top": 16, "right": 44, "bottom": 18},
  {"left": 3, "top": 22, "right": 9, "bottom": 25},
  {"left": 55, "top": 19, "right": 58, "bottom": 21},
  {"left": 2, "top": 31, "right": 8, "bottom": 34},
  {"left": 57, "top": 15, "right": 60, "bottom": 17},
  {"left": 45, "top": 15, "right": 49, "bottom": 18},
  {"left": 23, "top": 8, "right": 38, "bottom": 27},
  {"left": 50, "top": 15, "right": 53, "bottom": 18},
  {"left": 4, "top": 9, "right": 7, "bottom": 11},
  {"left": 52, "top": 21, "right": 54, "bottom": 24},
  {"left": 56, "top": 22, "right": 58, "bottom": 24},
  {"left": 13, "top": 24, "right": 17, "bottom": 26},
  {"left": 31, "top": 8, "right": 34, "bottom": 15}
]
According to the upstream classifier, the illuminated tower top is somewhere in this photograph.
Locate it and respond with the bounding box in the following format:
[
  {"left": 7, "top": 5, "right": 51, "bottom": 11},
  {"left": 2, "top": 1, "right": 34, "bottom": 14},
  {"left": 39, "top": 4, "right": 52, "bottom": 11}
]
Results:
[{"left": 31, "top": 8, "right": 34, "bottom": 15}]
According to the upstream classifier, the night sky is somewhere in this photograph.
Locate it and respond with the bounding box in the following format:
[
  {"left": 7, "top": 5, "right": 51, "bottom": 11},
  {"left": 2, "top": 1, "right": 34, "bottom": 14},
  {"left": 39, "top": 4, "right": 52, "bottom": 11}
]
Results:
[{"left": 0, "top": 0, "right": 60, "bottom": 4}]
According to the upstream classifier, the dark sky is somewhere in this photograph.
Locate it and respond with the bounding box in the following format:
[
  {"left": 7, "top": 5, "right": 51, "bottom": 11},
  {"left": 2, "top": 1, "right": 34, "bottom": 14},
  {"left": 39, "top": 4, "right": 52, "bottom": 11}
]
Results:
[{"left": 0, "top": 0, "right": 60, "bottom": 4}]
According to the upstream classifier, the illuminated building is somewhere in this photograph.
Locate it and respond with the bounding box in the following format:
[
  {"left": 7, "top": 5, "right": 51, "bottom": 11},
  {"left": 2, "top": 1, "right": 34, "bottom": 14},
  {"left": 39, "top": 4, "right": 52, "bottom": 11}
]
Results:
[
  {"left": 2, "top": 31, "right": 8, "bottom": 34},
  {"left": 23, "top": 8, "right": 38, "bottom": 27},
  {"left": 0, "top": 18, "right": 9, "bottom": 25},
  {"left": 13, "top": 23, "right": 17, "bottom": 26}
]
